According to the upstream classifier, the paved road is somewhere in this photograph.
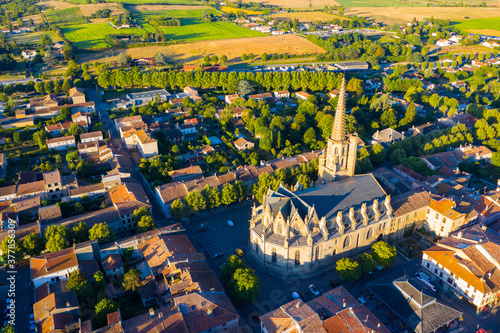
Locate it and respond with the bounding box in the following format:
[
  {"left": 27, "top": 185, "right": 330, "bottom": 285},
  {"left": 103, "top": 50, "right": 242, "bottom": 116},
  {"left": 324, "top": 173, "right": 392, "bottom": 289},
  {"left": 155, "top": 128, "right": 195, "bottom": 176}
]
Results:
[
  {"left": 0, "top": 263, "right": 33, "bottom": 333},
  {"left": 85, "top": 88, "right": 169, "bottom": 227}
]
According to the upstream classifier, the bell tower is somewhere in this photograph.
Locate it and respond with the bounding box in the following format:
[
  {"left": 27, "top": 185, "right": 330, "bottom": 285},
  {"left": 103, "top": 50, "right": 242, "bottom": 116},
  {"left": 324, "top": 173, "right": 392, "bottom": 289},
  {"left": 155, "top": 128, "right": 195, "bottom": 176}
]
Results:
[{"left": 318, "top": 75, "right": 358, "bottom": 183}]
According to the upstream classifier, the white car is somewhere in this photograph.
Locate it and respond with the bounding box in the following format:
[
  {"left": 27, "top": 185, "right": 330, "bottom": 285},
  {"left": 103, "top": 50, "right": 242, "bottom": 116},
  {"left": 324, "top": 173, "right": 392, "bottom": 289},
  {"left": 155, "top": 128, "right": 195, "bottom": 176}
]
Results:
[
  {"left": 292, "top": 292, "right": 301, "bottom": 300},
  {"left": 309, "top": 284, "right": 320, "bottom": 296},
  {"left": 227, "top": 220, "right": 234, "bottom": 227}
]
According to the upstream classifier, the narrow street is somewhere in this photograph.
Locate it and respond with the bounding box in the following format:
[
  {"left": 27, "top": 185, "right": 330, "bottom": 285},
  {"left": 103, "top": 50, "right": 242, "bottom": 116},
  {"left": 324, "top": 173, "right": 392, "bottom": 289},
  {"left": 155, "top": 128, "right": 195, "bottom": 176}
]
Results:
[{"left": 85, "top": 88, "right": 169, "bottom": 227}]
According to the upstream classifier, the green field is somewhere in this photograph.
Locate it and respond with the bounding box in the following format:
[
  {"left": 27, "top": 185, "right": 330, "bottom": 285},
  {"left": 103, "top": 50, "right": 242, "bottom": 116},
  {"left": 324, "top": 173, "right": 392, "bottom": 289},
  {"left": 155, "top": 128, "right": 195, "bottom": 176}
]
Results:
[
  {"left": 6, "top": 31, "right": 60, "bottom": 44},
  {"left": 337, "top": 0, "right": 494, "bottom": 6},
  {"left": 133, "top": 8, "right": 222, "bottom": 20},
  {"left": 142, "top": 18, "right": 264, "bottom": 41},
  {"left": 61, "top": 23, "right": 145, "bottom": 49},
  {"left": 45, "top": 7, "right": 86, "bottom": 26},
  {"left": 454, "top": 17, "right": 500, "bottom": 36}
]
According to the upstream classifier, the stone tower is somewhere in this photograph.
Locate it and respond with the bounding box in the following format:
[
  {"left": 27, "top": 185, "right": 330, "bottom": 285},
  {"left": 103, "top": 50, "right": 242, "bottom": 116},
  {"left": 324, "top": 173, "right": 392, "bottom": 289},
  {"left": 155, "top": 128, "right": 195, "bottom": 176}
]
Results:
[{"left": 317, "top": 75, "right": 358, "bottom": 183}]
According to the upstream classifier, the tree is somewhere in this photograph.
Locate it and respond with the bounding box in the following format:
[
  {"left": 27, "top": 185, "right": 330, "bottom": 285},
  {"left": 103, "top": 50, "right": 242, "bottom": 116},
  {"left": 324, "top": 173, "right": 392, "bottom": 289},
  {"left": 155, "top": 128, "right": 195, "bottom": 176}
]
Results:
[
  {"left": 44, "top": 80, "right": 53, "bottom": 94},
  {"left": 227, "top": 268, "right": 260, "bottom": 303},
  {"left": 117, "top": 52, "right": 129, "bottom": 67},
  {"left": 170, "top": 199, "right": 186, "bottom": 220},
  {"left": 1, "top": 325, "right": 14, "bottom": 333},
  {"left": 221, "top": 183, "right": 237, "bottom": 206},
  {"left": 261, "top": 52, "right": 268, "bottom": 62},
  {"left": 221, "top": 255, "right": 246, "bottom": 283},
  {"left": 122, "top": 268, "right": 142, "bottom": 291},
  {"left": 66, "top": 151, "right": 80, "bottom": 164},
  {"left": 220, "top": 54, "right": 227, "bottom": 65},
  {"left": 45, "top": 225, "right": 70, "bottom": 252},
  {"left": 34, "top": 81, "right": 44, "bottom": 93},
  {"left": 33, "top": 129, "right": 48, "bottom": 148},
  {"left": 133, "top": 206, "right": 151, "bottom": 223},
  {"left": 155, "top": 52, "right": 166, "bottom": 65},
  {"left": 13, "top": 132, "right": 21, "bottom": 145},
  {"left": 89, "top": 223, "right": 115, "bottom": 244},
  {"left": 94, "top": 271, "right": 106, "bottom": 292},
  {"left": 303, "top": 127, "right": 316, "bottom": 147},
  {"left": 389, "top": 148, "right": 407, "bottom": 165},
  {"left": 338, "top": 6, "right": 344, "bottom": 15},
  {"left": 72, "top": 221, "right": 89, "bottom": 243},
  {"left": 211, "top": 55, "right": 219, "bottom": 64},
  {"left": 241, "top": 53, "right": 248, "bottom": 61},
  {"left": 372, "top": 241, "right": 397, "bottom": 268},
  {"left": 94, "top": 298, "right": 118, "bottom": 329},
  {"left": 186, "top": 190, "right": 207, "bottom": 213},
  {"left": 492, "top": 152, "right": 500, "bottom": 167},
  {"left": 22, "top": 234, "right": 44, "bottom": 258},
  {"left": 336, "top": 258, "right": 361, "bottom": 282},
  {"left": 203, "top": 55, "right": 210, "bottom": 65},
  {"left": 238, "top": 80, "right": 254, "bottom": 96},
  {"left": 43, "top": 50, "right": 56, "bottom": 66},
  {"left": 68, "top": 123, "right": 84, "bottom": 136},
  {"left": 248, "top": 53, "right": 255, "bottom": 61},
  {"left": 67, "top": 269, "right": 92, "bottom": 300},
  {"left": 358, "top": 253, "right": 377, "bottom": 275},
  {"left": 41, "top": 34, "right": 53, "bottom": 46},
  {"left": 201, "top": 185, "right": 221, "bottom": 209},
  {"left": 62, "top": 79, "right": 71, "bottom": 93},
  {"left": 370, "top": 144, "right": 386, "bottom": 165},
  {"left": 138, "top": 215, "right": 156, "bottom": 233},
  {"left": 0, "top": 237, "right": 23, "bottom": 264}
]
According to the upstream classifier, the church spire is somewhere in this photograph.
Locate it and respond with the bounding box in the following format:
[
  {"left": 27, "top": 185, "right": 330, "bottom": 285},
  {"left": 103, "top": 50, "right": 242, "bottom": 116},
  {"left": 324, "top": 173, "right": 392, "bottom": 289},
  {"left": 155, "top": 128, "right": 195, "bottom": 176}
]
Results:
[{"left": 331, "top": 75, "right": 347, "bottom": 141}]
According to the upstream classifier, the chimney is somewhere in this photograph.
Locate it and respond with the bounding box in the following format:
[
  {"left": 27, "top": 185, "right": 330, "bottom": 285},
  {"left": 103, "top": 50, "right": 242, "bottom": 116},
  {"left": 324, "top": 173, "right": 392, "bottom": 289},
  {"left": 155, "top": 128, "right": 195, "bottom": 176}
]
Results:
[
  {"left": 66, "top": 302, "right": 70, "bottom": 307},
  {"left": 149, "top": 308, "right": 155, "bottom": 318},
  {"left": 295, "top": 302, "right": 300, "bottom": 309},
  {"left": 207, "top": 307, "right": 214, "bottom": 317},
  {"left": 457, "top": 231, "right": 463, "bottom": 239},
  {"left": 342, "top": 298, "right": 346, "bottom": 308}
]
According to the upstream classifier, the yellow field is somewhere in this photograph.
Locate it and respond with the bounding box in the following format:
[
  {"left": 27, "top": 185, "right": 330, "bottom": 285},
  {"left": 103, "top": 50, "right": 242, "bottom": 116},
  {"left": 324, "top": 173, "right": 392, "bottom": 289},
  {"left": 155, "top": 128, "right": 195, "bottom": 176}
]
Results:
[
  {"left": 39, "top": 1, "right": 125, "bottom": 16},
  {"left": 345, "top": 7, "right": 500, "bottom": 25},
  {"left": 220, "top": 6, "right": 261, "bottom": 15},
  {"left": 270, "top": 11, "right": 347, "bottom": 22},
  {"left": 241, "top": 0, "right": 340, "bottom": 9},
  {"left": 79, "top": 34, "right": 325, "bottom": 64},
  {"left": 21, "top": 14, "right": 44, "bottom": 26},
  {"left": 129, "top": 4, "right": 213, "bottom": 11}
]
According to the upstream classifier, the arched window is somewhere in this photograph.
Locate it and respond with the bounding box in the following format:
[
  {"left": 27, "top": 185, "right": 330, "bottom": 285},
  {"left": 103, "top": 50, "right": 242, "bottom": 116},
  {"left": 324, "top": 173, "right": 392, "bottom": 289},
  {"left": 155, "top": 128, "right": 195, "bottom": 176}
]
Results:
[
  {"left": 335, "top": 147, "right": 339, "bottom": 155},
  {"left": 343, "top": 235, "right": 351, "bottom": 249},
  {"left": 367, "top": 228, "right": 374, "bottom": 240},
  {"left": 294, "top": 251, "right": 300, "bottom": 265},
  {"left": 271, "top": 248, "right": 277, "bottom": 263},
  {"left": 315, "top": 247, "right": 320, "bottom": 261}
]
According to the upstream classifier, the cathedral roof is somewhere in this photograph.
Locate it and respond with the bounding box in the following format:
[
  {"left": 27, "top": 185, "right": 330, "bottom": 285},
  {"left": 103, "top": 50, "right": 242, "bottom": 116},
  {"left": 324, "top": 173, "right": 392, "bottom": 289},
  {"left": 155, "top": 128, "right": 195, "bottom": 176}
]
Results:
[
  {"left": 267, "top": 186, "right": 313, "bottom": 221},
  {"left": 297, "top": 174, "right": 387, "bottom": 221}
]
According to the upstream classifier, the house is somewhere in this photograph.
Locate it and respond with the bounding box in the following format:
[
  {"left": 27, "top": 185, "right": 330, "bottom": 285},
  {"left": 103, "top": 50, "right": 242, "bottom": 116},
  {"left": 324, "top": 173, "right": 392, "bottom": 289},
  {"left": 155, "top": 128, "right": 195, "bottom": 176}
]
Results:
[
  {"left": 46, "top": 136, "right": 76, "bottom": 151},
  {"left": 38, "top": 204, "right": 62, "bottom": 224},
  {"left": 33, "top": 292, "right": 80, "bottom": 325},
  {"left": 451, "top": 81, "right": 468, "bottom": 89},
  {"left": 365, "top": 79, "right": 382, "bottom": 91},
  {"left": 126, "top": 89, "right": 171, "bottom": 105},
  {"left": 169, "top": 165, "right": 203, "bottom": 182},
  {"left": 134, "top": 130, "right": 158, "bottom": 158},
  {"left": 422, "top": 81, "right": 435, "bottom": 90},
  {"left": 132, "top": 57, "right": 154, "bottom": 66},
  {"left": 71, "top": 112, "right": 91, "bottom": 126},
  {"left": 421, "top": 225, "right": 500, "bottom": 313},
  {"left": 231, "top": 106, "right": 246, "bottom": 119},
  {"left": 224, "top": 94, "right": 240, "bottom": 104},
  {"left": 101, "top": 253, "right": 124, "bottom": 278},
  {"left": 174, "top": 293, "right": 239, "bottom": 333},
  {"left": 22, "top": 50, "right": 37, "bottom": 59},
  {"left": 248, "top": 92, "right": 272, "bottom": 101},
  {"left": 458, "top": 145, "right": 493, "bottom": 162},
  {"left": 436, "top": 39, "right": 451, "bottom": 46},
  {"left": 30, "top": 94, "right": 59, "bottom": 111},
  {"left": 371, "top": 128, "right": 405, "bottom": 145},
  {"left": 482, "top": 41, "right": 500, "bottom": 48},
  {"left": 295, "top": 91, "right": 310, "bottom": 101},
  {"left": 80, "top": 131, "right": 103, "bottom": 143},
  {"left": 333, "top": 61, "right": 369, "bottom": 70},
  {"left": 274, "top": 90, "right": 290, "bottom": 99},
  {"left": 233, "top": 137, "right": 254, "bottom": 151},
  {"left": 69, "top": 87, "right": 86, "bottom": 104},
  {"left": 424, "top": 197, "right": 466, "bottom": 237}
]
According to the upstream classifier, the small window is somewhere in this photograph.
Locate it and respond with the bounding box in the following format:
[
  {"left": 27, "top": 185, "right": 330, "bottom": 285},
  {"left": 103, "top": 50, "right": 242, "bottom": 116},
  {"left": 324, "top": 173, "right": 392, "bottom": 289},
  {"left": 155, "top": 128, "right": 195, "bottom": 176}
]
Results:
[
  {"left": 294, "top": 251, "right": 300, "bottom": 266},
  {"left": 272, "top": 249, "right": 277, "bottom": 263}
]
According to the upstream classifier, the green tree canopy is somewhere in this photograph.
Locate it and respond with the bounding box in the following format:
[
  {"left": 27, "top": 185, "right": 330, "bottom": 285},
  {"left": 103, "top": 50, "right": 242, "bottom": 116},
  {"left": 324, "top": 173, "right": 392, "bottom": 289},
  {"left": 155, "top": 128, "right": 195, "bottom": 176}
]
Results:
[
  {"left": 358, "top": 253, "right": 377, "bottom": 275},
  {"left": 336, "top": 258, "right": 362, "bottom": 282},
  {"left": 228, "top": 267, "right": 260, "bottom": 303},
  {"left": 138, "top": 215, "right": 157, "bottom": 233},
  {"left": 133, "top": 206, "right": 151, "bottom": 223},
  {"left": 122, "top": 268, "right": 142, "bottom": 292},
  {"left": 94, "top": 298, "right": 118, "bottom": 329},
  {"left": 89, "top": 223, "right": 115, "bottom": 244},
  {"left": 186, "top": 190, "right": 207, "bottom": 213},
  {"left": 221, "top": 255, "right": 246, "bottom": 283},
  {"left": 22, "top": 233, "right": 44, "bottom": 258},
  {"left": 72, "top": 221, "right": 89, "bottom": 244},
  {"left": 45, "top": 225, "right": 70, "bottom": 252},
  {"left": 1, "top": 237, "right": 23, "bottom": 264},
  {"left": 170, "top": 199, "right": 186, "bottom": 220},
  {"left": 221, "top": 183, "right": 237, "bottom": 206},
  {"left": 67, "top": 269, "right": 92, "bottom": 300},
  {"left": 372, "top": 241, "right": 397, "bottom": 268}
]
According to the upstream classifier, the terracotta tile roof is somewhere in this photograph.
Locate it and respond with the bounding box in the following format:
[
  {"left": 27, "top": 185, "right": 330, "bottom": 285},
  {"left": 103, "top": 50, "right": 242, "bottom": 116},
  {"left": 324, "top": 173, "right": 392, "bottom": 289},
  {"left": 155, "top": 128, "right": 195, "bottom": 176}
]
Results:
[
  {"left": 42, "top": 206, "right": 120, "bottom": 232},
  {"left": 107, "top": 310, "right": 121, "bottom": 325},
  {"left": 79, "top": 260, "right": 100, "bottom": 280},
  {"left": 38, "top": 204, "right": 62, "bottom": 224},
  {"left": 80, "top": 131, "right": 103, "bottom": 141},
  {"left": 69, "top": 183, "right": 105, "bottom": 197},
  {"left": 13, "top": 195, "right": 41, "bottom": 214},
  {"left": 167, "top": 261, "right": 223, "bottom": 295},
  {"left": 46, "top": 135, "right": 76, "bottom": 145},
  {"left": 391, "top": 189, "right": 430, "bottom": 217},
  {"left": 115, "top": 115, "right": 142, "bottom": 124},
  {"left": 0, "top": 221, "right": 39, "bottom": 244},
  {"left": 259, "top": 306, "right": 295, "bottom": 333},
  {"left": 30, "top": 247, "right": 78, "bottom": 280},
  {"left": 121, "top": 305, "right": 189, "bottom": 333},
  {"left": 33, "top": 292, "right": 79, "bottom": 323},
  {"left": 429, "top": 197, "right": 464, "bottom": 220},
  {"left": 323, "top": 305, "right": 390, "bottom": 333},
  {"left": 0, "top": 185, "right": 16, "bottom": 198},
  {"left": 35, "top": 282, "right": 50, "bottom": 302},
  {"left": 295, "top": 91, "right": 311, "bottom": 99},
  {"left": 174, "top": 293, "right": 239, "bottom": 333},
  {"left": 217, "top": 172, "right": 236, "bottom": 186},
  {"left": 168, "top": 165, "right": 203, "bottom": 182},
  {"left": 69, "top": 87, "right": 85, "bottom": 96},
  {"left": 102, "top": 254, "right": 124, "bottom": 272},
  {"left": 17, "top": 180, "right": 45, "bottom": 196},
  {"left": 233, "top": 137, "right": 252, "bottom": 148},
  {"left": 39, "top": 313, "right": 75, "bottom": 333}
]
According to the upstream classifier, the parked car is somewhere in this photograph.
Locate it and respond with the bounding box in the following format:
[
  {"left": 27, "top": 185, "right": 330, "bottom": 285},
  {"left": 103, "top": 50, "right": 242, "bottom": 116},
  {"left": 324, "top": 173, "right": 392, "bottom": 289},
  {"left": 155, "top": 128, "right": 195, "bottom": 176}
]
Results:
[
  {"left": 212, "top": 252, "right": 224, "bottom": 259},
  {"left": 309, "top": 284, "right": 320, "bottom": 296},
  {"left": 329, "top": 281, "right": 340, "bottom": 288},
  {"left": 227, "top": 220, "right": 234, "bottom": 227},
  {"left": 298, "top": 292, "right": 308, "bottom": 302},
  {"left": 292, "top": 292, "right": 301, "bottom": 301},
  {"left": 236, "top": 248, "right": 244, "bottom": 257}
]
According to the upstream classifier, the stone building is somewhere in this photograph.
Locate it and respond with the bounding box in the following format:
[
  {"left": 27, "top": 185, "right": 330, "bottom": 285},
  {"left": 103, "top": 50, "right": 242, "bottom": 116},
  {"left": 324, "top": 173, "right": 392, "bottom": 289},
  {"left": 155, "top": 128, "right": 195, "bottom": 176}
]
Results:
[{"left": 248, "top": 76, "right": 399, "bottom": 278}]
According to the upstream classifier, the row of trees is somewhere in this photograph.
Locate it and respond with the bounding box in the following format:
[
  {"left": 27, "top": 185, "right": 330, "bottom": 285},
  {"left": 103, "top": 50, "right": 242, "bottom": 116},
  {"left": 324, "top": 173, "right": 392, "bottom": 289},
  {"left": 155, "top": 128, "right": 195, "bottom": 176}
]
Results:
[
  {"left": 221, "top": 255, "right": 260, "bottom": 303},
  {"left": 336, "top": 241, "right": 397, "bottom": 282}
]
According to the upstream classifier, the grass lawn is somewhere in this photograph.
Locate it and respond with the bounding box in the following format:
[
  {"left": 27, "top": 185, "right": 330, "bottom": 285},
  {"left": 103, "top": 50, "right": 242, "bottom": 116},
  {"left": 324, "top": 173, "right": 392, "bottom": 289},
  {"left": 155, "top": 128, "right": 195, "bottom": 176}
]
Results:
[
  {"left": 143, "top": 19, "right": 264, "bottom": 41},
  {"left": 454, "top": 17, "right": 500, "bottom": 36},
  {"left": 61, "top": 23, "right": 145, "bottom": 49},
  {"left": 45, "top": 7, "right": 87, "bottom": 26},
  {"left": 0, "top": 61, "right": 26, "bottom": 79}
]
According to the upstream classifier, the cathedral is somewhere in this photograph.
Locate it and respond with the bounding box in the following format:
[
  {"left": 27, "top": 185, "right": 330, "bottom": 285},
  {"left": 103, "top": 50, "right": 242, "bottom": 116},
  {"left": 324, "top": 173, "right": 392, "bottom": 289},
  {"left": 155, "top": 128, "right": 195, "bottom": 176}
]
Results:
[{"left": 248, "top": 76, "right": 396, "bottom": 277}]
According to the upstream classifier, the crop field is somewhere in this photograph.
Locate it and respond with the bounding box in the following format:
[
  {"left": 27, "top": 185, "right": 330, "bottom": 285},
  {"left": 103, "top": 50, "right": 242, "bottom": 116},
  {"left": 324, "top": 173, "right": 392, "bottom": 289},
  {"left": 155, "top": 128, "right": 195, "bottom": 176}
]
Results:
[
  {"left": 61, "top": 23, "right": 145, "bottom": 49},
  {"left": 241, "top": 0, "right": 340, "bottom": 9},
  {"left": 454, "top": 17, "right": 500, "bottom": 36},
  {"left": 337, "top": 0, "right": 495, "bottom": 6},
  {"left": 79, "top": 34, "right": 324, "bottom": 64},
  {"left": 130, "top": 5, "right": 213, "bottom": 12},
  {"left": 220, "top": 6, "right": 262, "bottom": 15},
  {"left": 6, "top": 31, "right": 60, "bottom": 44},
  {"left": 20, "top": 14, "right": 44, "bottom": 26},
  {"left": 345, "top": 7, "right": 500, "bottom": 25},
  {"left": 142, "top": 19, "right": 264, "bottom": 40},
  {"left": 270, "top": 11, "right": 347, "bottom": 22},
  {"left": 45, "top": 7, "right": 86, "bottom": 26},
  {"left": 133, "top": 8, "right": 222, "bottom": 20}
]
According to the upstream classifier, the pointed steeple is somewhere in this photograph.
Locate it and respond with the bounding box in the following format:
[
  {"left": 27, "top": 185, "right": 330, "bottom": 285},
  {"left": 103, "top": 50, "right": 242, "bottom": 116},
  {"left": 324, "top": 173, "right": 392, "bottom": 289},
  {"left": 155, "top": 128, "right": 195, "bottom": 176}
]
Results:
[{"left": 331, "top": 75, "right": 347, "bottom": 141}]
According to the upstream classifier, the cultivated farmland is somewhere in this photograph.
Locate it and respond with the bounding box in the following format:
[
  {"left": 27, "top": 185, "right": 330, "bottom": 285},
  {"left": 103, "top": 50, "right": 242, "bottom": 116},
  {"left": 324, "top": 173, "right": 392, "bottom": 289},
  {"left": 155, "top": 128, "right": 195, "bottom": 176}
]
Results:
[
  {"left": 61, "top": 23, "right": 145, "bottom": 49},
  {"left": 269, "top": 11, "right": 347, "bottom": 22},
  {"left": 220, "top": 6, "right": 262, "bottom": 15},
  {"left": 45, "top": 7, "right": 86, "bottom": 26},
  {"left": 41, "top": 1, "right": 126, "bottom": 16},
  {"left": 241, "top": 0, "right": 340, "bottom": 9},
  {"left": 6, "top": 31, "right": 60, "bottom": 44},
  {"left": 79, "top": 34, "right": 325, "bottom": 64},
  {"left": 454, "top": 17, "right": 500, "bottom": 36}
]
